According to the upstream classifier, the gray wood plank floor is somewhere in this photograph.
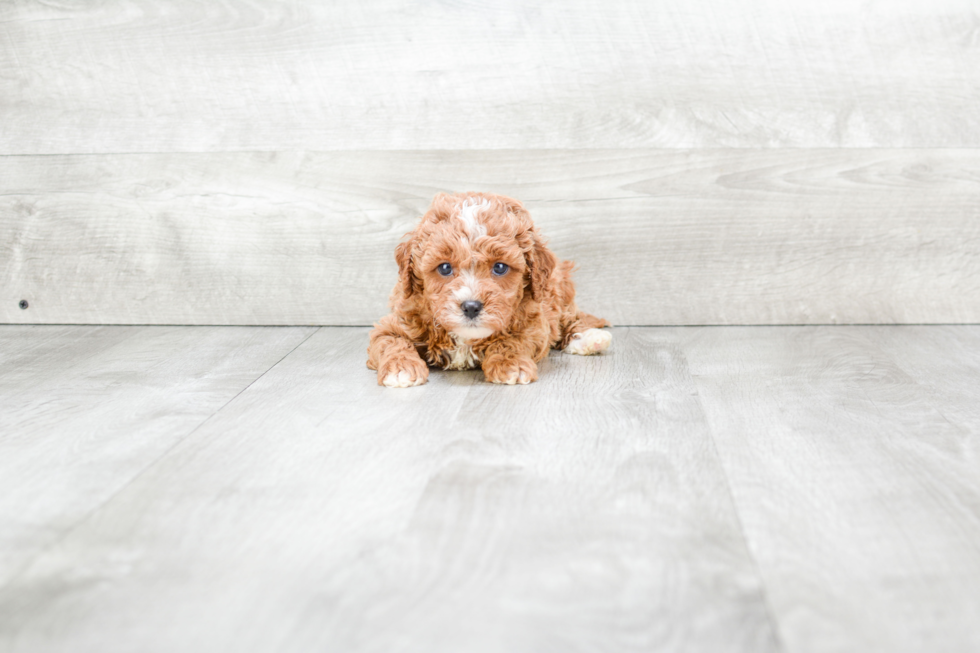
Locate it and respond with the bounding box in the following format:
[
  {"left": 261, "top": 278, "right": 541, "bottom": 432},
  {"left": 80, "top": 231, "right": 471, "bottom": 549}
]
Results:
[
  {"left": 0, "top": 326, "right": 317, "bottom": 589},
  {"left": 0, "top": 325, "right": 977, "bottom": 652}
]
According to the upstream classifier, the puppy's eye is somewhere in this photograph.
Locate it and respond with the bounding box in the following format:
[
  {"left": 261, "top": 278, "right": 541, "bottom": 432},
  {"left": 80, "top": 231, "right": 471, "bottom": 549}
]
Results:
[
  {"left": 492, "top": 262, "right": 510, "bottom": 276},
  {"left": 437, "top": 262, "right": 453, "bottom": 277}
]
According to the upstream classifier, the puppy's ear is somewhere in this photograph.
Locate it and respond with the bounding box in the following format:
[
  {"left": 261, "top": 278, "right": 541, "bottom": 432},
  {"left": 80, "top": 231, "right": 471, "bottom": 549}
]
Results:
[
  {"left": 394, "top": 236, "right": 418, "bottom": 300},
  {"left": 525, "top": 228, "right": 558, "bottom": 302}
]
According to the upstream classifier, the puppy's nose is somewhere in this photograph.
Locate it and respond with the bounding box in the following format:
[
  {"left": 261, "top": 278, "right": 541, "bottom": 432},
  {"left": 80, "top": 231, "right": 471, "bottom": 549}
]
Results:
[{"left": 461, "top": 300, "right": 483, "bottom": 319}]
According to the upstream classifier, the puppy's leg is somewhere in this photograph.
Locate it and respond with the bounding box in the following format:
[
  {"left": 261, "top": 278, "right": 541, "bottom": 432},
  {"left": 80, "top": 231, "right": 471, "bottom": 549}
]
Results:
[
  {"left": 550, "top": 260, "right": 611, "bottom": 355},
  {"left": 562, "top": 312, "right": 612, "bottom": 356},
  {"left": 481, "top": 337, "right": 540, "bottom": 385},
  {"left": 368, "top": 319, "right": 429, "bottom": 388},
  {"left": 374, "top": 338, "right": 429, "bottom": 387}
]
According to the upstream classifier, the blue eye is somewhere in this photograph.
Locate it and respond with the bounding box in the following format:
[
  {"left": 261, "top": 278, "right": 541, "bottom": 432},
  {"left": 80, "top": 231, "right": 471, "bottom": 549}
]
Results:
[
  {"left": 437, "top": 262, "right": 453, "bottom": 276},
  {"left": 492, "top": 262, "right": 509, "bottom": 276}
]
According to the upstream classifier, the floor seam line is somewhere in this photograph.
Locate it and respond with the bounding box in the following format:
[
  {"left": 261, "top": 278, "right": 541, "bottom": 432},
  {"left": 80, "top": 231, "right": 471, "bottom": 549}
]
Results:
[
  {"left": 683, "top": 351, "right": 788, "bottom": 653},
  {"left": 0, "top": 326, "right": 321, "bottom": 596}
]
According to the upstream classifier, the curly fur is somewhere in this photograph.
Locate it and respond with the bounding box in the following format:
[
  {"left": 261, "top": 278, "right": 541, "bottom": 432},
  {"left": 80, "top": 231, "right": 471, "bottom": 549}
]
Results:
[{"left": 367, "top": 192, "right": 610, "bottom": 386}]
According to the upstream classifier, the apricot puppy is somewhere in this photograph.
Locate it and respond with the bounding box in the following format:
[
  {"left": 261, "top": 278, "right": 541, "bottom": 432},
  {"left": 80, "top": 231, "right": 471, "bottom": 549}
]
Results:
[{"left": 367, "top": 192, "right": 611, "bottom": 387}]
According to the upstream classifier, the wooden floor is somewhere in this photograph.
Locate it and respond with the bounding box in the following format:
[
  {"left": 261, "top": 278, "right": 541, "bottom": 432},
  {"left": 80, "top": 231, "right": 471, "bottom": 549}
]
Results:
[{"left": 0, "top": 325, "right": 978, "bottom": 652}]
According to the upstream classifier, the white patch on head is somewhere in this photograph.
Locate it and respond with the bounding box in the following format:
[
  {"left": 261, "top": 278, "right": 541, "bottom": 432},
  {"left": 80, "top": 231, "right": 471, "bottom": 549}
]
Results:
[
  {"left": 565, "top": 328, "right": 612, "bottom": 356},
  {"left": 457, "top": 198, "right": 490, "bottom": 239},
  {"left": 444, "top": 333, "right": 483, "bottom": 370}
]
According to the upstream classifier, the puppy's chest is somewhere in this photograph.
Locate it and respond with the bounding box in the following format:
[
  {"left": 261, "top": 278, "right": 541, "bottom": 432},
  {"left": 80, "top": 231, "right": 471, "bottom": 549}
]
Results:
[{"left": 440, "top": 340, "right": 483, "bottom": 370}]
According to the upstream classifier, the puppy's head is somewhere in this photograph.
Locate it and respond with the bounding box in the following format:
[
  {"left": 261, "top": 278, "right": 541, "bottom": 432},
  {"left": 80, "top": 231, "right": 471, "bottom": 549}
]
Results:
[{"left": 393, "top": 192, "right": 555, "bottom": 341}]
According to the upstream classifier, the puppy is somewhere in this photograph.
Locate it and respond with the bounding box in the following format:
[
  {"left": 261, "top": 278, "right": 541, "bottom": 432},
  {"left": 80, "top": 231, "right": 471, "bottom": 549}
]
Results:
[{"left": 367, "top": 192, "right": 611, "bottom": 387}]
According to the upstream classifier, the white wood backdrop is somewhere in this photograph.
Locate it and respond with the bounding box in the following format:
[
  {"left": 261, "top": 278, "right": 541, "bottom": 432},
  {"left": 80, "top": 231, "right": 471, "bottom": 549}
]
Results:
[{"left": 2, "top": 0, "right": 979, "bottom": 325}]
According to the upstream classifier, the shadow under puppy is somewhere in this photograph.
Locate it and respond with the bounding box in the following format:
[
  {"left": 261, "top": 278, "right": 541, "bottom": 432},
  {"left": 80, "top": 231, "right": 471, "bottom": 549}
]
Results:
[{"left": 368, "top": 192, "right": 611, "bottom": 387}]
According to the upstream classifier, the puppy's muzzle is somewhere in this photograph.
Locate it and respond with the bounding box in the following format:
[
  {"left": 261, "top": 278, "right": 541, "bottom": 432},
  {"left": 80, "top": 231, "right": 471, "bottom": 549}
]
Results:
[{"left": 461, "top": 300, "right": 483, "bottom": 320}]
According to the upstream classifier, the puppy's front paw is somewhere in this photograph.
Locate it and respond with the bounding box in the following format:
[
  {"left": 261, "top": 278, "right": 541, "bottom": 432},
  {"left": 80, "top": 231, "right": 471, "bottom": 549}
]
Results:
[
  {"left": 483, "top": 357, "right": 538, "bottom": 385},
  {"left": 378, "top": 356, "right": 429, "bottom": 388}
]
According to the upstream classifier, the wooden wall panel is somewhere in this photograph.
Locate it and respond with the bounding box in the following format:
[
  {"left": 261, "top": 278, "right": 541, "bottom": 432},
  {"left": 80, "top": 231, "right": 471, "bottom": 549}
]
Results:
[
  {"left": 2, "top": 149, "right": 978, "bottom": 325},
  {"left": 1, "top": 0, "right": 979, "bottom": 153},
  {"left": 3, "top": 1, "right": 979, "bottom": 324}
]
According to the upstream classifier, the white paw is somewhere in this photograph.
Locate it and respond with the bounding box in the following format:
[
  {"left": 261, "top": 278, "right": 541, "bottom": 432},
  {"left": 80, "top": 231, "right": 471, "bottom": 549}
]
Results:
[
  {"left": 382, "top": 370, "right": 427, "bottom": 388},
  {"left": 502, "top": 369, "right": 534, "bottom": 385},
  {"left": 566, "top": 328, "right": 612, "bottom": 356},
  {"left": 484, "top": 358, "right": 538, "bottom": 385}
]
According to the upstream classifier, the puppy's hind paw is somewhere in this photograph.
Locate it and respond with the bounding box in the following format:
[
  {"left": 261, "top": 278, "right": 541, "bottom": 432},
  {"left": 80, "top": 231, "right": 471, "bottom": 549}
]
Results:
[{"left": 566, "top": 328, "right": 612, "bottom": 356}]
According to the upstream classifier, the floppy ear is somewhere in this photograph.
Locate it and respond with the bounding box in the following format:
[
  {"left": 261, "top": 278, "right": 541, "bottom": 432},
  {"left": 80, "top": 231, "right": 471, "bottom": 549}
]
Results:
[
  {"left": 393, "top": 236, "right": 418, "bottom": 301},
  {"left": 505, "top": 199, "right": 557, "bottom": 303},
  {"left": 525, "top": 228, "right": 558, "bottom": 302}
]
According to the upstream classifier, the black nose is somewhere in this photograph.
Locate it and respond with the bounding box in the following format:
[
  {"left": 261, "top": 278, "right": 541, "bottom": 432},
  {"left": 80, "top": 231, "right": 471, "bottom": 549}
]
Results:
[{"left": 461, "top": 300, "right": 483, "bottom": 319}]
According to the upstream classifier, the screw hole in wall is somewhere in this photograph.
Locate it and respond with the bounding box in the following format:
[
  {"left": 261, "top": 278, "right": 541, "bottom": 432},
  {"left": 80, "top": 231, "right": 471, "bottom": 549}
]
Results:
[{"left": 19, "top": 299, "right": 29, "bottom": 310}]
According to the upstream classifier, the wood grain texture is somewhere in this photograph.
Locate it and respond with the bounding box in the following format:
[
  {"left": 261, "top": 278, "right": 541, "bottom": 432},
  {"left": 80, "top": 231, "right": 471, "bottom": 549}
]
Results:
[
  {"left": 0, "top": 327, "right": 779, "bottom": 653},
  {"left": 682, "top": 326, "right": 980, "bottom": 652},
  {"left": 871, "top": 326, "right": 980, "bottom": 432},
  {"left": 2, "top": 149, "right": 979, "bottom": 326},
  {"left": 1, "top": 0, "right": 979, "bottom": 153},
  {"left": 0, "top": 325, "right": 316, "bottom": 588}
]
